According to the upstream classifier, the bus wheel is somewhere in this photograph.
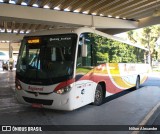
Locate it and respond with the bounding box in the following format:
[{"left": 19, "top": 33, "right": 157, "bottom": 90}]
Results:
[
  {"left": 93, "top": 84, "right": 104, "bottom": 106},
  {"left": 136, "top": 76, "right": 140, "bottom": 90}
]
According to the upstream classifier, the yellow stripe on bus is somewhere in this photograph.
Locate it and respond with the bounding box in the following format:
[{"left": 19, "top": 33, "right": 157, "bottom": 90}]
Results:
[{"left": 108, "top": 63, "right": 134, "bottom": 89}]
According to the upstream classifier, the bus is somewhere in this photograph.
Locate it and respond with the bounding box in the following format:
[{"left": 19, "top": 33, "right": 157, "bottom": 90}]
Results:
[
  {"left": 15, "top": 27, "right": 150, "bottom": 111},
  {"left": 0, "top": 51, "right": 9, "bottom": 70},
  {"left": 0, "top": 51, "right": 9, "bottom": 61}
]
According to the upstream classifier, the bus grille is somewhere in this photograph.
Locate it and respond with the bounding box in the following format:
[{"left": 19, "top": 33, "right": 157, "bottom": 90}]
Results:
[{"left": 23, "top": 97, "right": 53, "bottom": 105}]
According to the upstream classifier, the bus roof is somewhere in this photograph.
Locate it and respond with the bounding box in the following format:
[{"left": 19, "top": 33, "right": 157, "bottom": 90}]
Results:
[{"left": 26, "top": 27, "right": 148, "bottom": 51}]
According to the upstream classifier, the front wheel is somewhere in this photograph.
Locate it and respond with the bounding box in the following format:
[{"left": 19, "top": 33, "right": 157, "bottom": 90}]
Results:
[
  {"left": 93, "top": 84, "right": 104, "bottom": 106},
  {"left": 136, "top": 76, "right": 140, "bottom": 90}
]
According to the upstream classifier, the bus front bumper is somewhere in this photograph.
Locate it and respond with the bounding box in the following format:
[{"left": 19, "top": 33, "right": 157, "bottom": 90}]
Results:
[{"left": 15, "top": 89, "right": 73, "bottom": 111}]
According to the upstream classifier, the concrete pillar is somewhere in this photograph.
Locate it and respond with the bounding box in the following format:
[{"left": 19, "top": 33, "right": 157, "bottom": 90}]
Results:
[{"left": 9, "top": 42, "right": 14, "bottom": 67}]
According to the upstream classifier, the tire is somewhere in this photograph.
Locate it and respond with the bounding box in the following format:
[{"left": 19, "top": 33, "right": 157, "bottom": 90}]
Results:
[
  {"left": 136, "top": 76, "right": 140, "bottom": 90},
  {"left": 93, "top": 84, "right": 104, "bottom": 106}
]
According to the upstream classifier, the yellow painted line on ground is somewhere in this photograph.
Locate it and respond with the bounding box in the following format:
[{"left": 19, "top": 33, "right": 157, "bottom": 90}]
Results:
[{"left": 131, "top": 102, "right": 160, "bottom": 134}]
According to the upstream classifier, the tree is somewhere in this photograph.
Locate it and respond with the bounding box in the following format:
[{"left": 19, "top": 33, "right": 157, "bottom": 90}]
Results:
[
  {"left": 91, "top": 33, "right": 137, "bottom": 63},
  {"left": 127, "top": 25, "right": 160, "bottom": 66}
]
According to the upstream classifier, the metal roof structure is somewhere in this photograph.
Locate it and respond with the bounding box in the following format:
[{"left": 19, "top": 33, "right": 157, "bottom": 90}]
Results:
[{"left": 0, "top": 0, "right": 160, "bottom": 42}]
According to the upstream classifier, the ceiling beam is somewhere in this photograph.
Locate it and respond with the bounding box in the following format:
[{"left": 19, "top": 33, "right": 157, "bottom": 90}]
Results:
[
  {"left": 111, "top": 0, "right": 155, "bottom": 17},
  {"left": 138, "top": 16, "right": 160, "bottom": 28},
  {"left": 121, "top": 2, "right": 160, "bottom": 18},
  {"left": 0, "top": 3, "right": 138, "bottom": 30},
  {"left": 0, "top": 33, "right": 24, "bottom": 42},
  {"left": 11, "top": 21, "right": 15, "bottom": 33},
  {"left": 60, "top": 0, "right": 78, "bottom": 10},
  {"left": 71, "top": 0, "right": 91, "bottom": 11},
  {"left": 1, "top": 3, "right": 159, "bottom": 36},
  {"left": 52, "top": 0, "right": 66, "bottom": 8},
  {"left": 28, "top": 0, "right": 37, "bottom": 6},
  {"left": 99, "top": 0, "right": 131, "bottom": 15}
]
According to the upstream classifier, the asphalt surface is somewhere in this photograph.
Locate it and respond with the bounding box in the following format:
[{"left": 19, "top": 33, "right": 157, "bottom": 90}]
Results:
[
  {"left": 140, "top": 72, "right": 160, "bottom": 134},
  {"left": 0, "top": 70, "right": 160, "bottom": 134},
  {"left": 141, "top": 72, "right": 160, "bottom": 87}
]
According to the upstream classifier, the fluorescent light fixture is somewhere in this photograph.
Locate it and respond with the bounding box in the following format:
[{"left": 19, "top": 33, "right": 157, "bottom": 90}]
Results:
[
  {"left": 64, "top": 8, "right": 70, "bottom": 12},
  {"left": 0, "top": 29, "right": 5, "bottom": 32},
  {"left": 32, "top": 3, "right": 39, "bottom": 7},
  {"left": 91, "top": 13, "right": 97, "bottom": 15},
  {"left": 13, "top": 30, "right": 18, "bottom": 33},
  {"left": 123, "top": 17, "right": 126, "bottom": 20},
  {"left": 7, "top": 29, "right": 12, "bottom": 33},
  {"left": 2, "top": 40, "right": 5, "bottom": 43},
  {"left": 115, "top": 16, "right": 120, "bottom": 19},
  {"left": 21, "top": 2, "right": 27, "bottom": 6},
  {"left": 6, "top": 41, "right": 10, "bottom": 43},
  {"left": 26, "top": 30, "right": 30, "bottom": 34},
  {"left": 73, "top": 10, "right": 80, "bottom": 13},
  {"left": 20, "top": 30, "right": 24, "bottom": 34},
  {"left": 54, "top": 6, "right": 60, "bottom": 10},
  {"left": 9, "top": 0, "right": 16, "bottom": 4},
  {"left": 0, "top": 0, "right": 4, "bottom": 3},
  {"left": 100, "top": 14, "right": 104, "bottom": 16},
  {"left": 43, "top": 5, "right": 50, "bottom": 9},
  {"left": 108, "top": 15, "right": 112, "bottom": 17},
  {"left": 82, "top": 11, "right": 88, "bottom": 14}
]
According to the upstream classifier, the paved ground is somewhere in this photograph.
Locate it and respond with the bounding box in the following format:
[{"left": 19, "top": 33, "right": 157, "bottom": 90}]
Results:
[
  {"left": 140, "top": 72, "right": 160, "bottom": 134},
  {"left": 142, "top": 72, "right": 160, "bottom": 87},
  {"left": 1, "top": 71, "right": 160, "bottom": 134}
]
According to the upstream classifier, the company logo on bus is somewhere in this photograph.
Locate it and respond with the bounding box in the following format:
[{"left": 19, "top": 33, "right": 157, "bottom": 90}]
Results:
[{"left": 28, "top": 86, "right": 43, "bottom": 91}]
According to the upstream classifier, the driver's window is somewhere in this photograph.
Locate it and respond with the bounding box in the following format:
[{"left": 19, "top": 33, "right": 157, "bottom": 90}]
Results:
[
  {"left": 51, "top": 48, "right": 56, "bottom": 61},
  {"left": 77, "top": 33, "right": 91, "bottom": 67},
  {"left": 19, "top": 45, "right": 27, "bottom": 70},
  {"left": 76, "top": 33, "right": 93, "bottom": 79}
]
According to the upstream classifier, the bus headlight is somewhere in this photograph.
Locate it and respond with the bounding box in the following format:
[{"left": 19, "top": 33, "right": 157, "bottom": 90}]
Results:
[
  {"left": 55, "top": 85, "right": 71, "bottom": 94},
  {"left": 15, "top": 79, "right": 22, "bottom": 90}
]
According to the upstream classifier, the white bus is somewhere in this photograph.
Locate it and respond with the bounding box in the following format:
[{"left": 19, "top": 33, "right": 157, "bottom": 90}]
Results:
[
  {"left": 0, "top": 51, "right": 9, "bottom": 70},
  {"left": 0, "top": 51, "right": 9, "bottom": 61},
  {"left": 15, "top": 27, "right": 150, "bottom": 110}
]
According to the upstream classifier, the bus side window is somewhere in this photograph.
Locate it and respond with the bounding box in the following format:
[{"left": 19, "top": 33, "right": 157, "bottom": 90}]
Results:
[{"left": 77, "top": 38, "right": 91, "bottom": 67}]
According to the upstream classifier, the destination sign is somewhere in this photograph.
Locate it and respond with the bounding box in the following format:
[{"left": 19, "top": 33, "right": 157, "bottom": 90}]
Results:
[{"left": 28, "top": 39, "right": 40, "bottom": 44}]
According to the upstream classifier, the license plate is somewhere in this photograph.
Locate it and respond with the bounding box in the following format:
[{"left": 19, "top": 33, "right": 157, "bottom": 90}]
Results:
[{"left": 32, "top": 103, "right": 42, "bottom": 108}]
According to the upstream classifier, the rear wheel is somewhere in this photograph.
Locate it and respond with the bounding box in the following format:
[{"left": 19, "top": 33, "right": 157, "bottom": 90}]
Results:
[
  {"left": 93, "top": 84, "right": 104, "bottom": 106},
  {"left": 136, "top": 76, "right": 140, "bottom": 90}
]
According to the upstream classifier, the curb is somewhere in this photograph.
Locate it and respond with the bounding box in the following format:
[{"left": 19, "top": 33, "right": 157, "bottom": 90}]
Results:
[{"left": 132, "top": 102, "right": 160, "bottom": 134}]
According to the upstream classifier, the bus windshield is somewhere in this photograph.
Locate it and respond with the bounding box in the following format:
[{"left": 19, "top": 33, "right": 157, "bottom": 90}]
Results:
[{"left": 16, "top": 34, "right": 77, "bottom": 85}]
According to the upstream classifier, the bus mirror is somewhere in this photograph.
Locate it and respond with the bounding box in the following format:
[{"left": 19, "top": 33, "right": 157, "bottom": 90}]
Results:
[
  {"left": 82, "top": 44, "right": 87, "bottom": 57},
  {"left": 81, "top": 37, "right": 87, "bottom": 57}
]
